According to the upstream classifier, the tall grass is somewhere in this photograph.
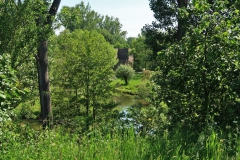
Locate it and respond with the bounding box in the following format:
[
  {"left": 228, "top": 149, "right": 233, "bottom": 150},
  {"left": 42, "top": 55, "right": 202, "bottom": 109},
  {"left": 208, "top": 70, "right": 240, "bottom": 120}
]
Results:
[{"left": 1, "top": 124, "right": 239, "bottom": 160}]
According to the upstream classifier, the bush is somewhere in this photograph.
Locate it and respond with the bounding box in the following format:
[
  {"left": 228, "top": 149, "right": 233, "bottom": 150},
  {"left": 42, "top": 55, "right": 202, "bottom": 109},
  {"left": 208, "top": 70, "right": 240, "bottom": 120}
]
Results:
[
  {"left": 137, "top": 83, "right": 151, "bottom": 98},
  {"left": 142, "top": 70, "right": 151, "bottom": 80},
  {"left": 115, "top": 64, "right": 135, "bottom": 85}
]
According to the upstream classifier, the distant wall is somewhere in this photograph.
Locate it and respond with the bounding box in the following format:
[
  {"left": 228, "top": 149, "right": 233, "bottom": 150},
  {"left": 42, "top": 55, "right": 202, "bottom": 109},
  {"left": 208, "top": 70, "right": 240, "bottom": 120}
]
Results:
[{"left": 114, "top": 48, "right": 132, "bottom": 70}]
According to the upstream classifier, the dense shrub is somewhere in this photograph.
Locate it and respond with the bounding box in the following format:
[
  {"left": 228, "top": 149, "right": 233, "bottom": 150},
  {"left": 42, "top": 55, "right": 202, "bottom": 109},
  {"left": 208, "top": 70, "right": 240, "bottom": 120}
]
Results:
[
  {"left": 115, "top": 64, "right": 135, "bottom": 85},
  {"left": 142, "top": 70, "right": 151, "bottom": 80}
]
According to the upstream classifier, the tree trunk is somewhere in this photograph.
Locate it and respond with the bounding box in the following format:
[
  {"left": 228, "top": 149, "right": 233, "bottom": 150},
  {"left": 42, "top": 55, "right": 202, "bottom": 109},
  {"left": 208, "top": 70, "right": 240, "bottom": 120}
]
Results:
[
  {"left": 36, "top": 0, "right": 61, "bottom": 129},
  {"left": 124, "top": 76, "right": 128, "bottom": 85},
  {"left": 85, "top": 70, "right": 90, "bottom": 129},
  {"left": 37, "top": 40, "right": 52, "bottom": 129},
  {"left": 177, "top": 0, "right": 188, "bottom": 41}
]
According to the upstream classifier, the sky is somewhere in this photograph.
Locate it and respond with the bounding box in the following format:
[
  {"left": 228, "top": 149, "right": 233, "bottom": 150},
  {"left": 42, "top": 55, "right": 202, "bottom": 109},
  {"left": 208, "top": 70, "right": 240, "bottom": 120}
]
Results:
[{"left": 58, "top": 0, "right": 156, "bottom": 37}]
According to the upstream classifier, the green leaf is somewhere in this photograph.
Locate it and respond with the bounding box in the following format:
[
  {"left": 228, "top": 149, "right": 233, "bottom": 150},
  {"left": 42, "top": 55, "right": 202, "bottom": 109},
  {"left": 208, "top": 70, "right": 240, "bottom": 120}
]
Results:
[{"left": 0, "top": 90, "right": 6, "bottom": 99}]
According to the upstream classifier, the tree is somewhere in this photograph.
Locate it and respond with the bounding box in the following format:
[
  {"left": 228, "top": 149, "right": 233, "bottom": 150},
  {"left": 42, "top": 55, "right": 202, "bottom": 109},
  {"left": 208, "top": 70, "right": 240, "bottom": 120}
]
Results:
[
  {"left": 99, "top": 15, "right": 128, "bottom": 48},
  {"left": 116, "top": 64, "right": 135, "bottom": 85},
  {"left": 50, "top": 29, "right": 117, "bottom": 130},
  {"left": 0, "top": 0, "right": 41, "bottom": 105},
  {"left": 152, "top": 1, "right": 240, "bottom": 131},
  {"left": 0, "top": 0, "right": 53, "bottom": 118},
  {"left": 142, "top": 0, "right": 189, "bottom": 60},
  {"left": 57, "top": 2, "right": 103, "bottom": 32},
  {"left": 128, "top": 35, "right": 153, "bottom": 71},
  {"left": 56, "top": 1, "right": 128, "bottom": 48},
  {"left": 0, "top": 1, "right": 61, "bottom": 129},
  {"left": 36, "top": 0, "right": 61, "bottom": 129}
]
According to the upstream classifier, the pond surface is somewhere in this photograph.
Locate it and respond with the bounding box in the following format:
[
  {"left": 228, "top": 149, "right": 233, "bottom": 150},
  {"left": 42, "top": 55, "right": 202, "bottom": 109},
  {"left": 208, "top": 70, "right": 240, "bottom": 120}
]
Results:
[
  {"left": 113, "top": 94, "right": 148, "bottom": 131},
  {"left": 113, "top": 94, "right": 149, "bottom": 108}
]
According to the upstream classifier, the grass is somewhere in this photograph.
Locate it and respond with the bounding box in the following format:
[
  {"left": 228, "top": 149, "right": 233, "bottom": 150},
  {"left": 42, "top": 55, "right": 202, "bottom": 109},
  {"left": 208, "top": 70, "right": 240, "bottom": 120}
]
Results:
[
  {"left": 111, "top": 73, "right": 148, "bottom": 95},
  {"left": 1, "top": 124, "right": 239, "bottom": 160}
]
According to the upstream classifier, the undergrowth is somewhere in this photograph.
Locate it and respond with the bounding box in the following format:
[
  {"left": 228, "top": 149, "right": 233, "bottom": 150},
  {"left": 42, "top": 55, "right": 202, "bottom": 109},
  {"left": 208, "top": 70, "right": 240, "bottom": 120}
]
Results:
[{"left": 1, "top": 122, "right": 239, "bottom": 160}]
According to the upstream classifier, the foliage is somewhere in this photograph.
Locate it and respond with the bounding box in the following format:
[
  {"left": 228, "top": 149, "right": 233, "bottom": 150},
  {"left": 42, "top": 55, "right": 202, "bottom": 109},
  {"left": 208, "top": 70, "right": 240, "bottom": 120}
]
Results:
[
  {"left": 142, "top": 70, "right": 152, "bottom": 80},
  {"left": 2, "top": 1, "right": 240, "bottom": 159},
  {"left": 131, "top": 79, "right": 170, "bottom": 134},
  {"left": 57, "top": 1, "right": 128, "bottom": 48},
  {"left": 0, "top": 0, "right": 47, "bottom": 71},
  {"left": 128, "top": 35, "right": 153, "bottom": 71},
  {"left": 57, "top": 2, "right": 102, "bottom": 32},
  {"left": 131, "top": 104, "right": 169, "bottom": 135},
  {"left": 115, "top": 64, "right": 135, "bottom": 85},
  {"left": 0, "top": 0, "right": 54, "bottom": 112},
  {"left": 111, "top": 73, "right": 146, "bottom": 95},
  {"left": 0, "top": 0, "right": 38, "bottom": 60},
  {"left": 142, "top": 0, "right": 188, "bottom": 60},
  {"left": 0, "top": 54, "right": 23, "bottom": 111},
  {"left": 49, "top": 29, "right": 117, "bottom": 131},
  {"left": 152, "top": 1, "right": 240, "bottom": 131},
  {"left": 136, "top": 83, "right": 151, "bottom": 99}
]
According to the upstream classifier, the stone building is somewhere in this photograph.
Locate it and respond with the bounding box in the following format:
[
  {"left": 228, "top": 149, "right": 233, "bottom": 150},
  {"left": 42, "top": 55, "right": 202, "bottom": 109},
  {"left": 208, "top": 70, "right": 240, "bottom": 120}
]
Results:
[{"left": 114, "top": 48, "right": 133, "bottom": 69}]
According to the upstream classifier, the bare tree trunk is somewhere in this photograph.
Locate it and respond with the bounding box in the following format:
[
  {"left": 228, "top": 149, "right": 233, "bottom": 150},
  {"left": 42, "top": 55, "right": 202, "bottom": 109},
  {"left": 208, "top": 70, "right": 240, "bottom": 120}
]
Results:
[
  {"left": 36, "top": 0, "right": 61, "bottom": 129},
  {"left": 37, "top": 40, "right": 52, "bottom": 129}
]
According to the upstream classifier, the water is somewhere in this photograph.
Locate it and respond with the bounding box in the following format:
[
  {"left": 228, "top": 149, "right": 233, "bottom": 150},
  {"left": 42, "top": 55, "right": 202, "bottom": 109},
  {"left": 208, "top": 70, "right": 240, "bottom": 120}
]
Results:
[
  {"left": 113, "top": 94, "right": 149, "bottom": 132},
  {"left": 113, "top": 94, "right": 149, "bottom": 108}
]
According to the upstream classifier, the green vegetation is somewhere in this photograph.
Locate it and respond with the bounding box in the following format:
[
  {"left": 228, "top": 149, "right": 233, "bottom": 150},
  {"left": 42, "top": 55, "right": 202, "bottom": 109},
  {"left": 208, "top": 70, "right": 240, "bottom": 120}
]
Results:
[
  {"left": 57, "top": 2, "right": 128, "bottom": 48},
  {"left": 127, "top": 36, "right": 153, "bottom": 71},
  {"left": 111, "top": 72, "right": 149, "bottom": 95},
  {"left": 1, "top": 124, "right": 240, "bottom": 159},
  {"left": 146, "top": 0, "right": 240, "bottom": 132},
  {"left": 115, "top": 64, "right": 135, "bottom": 85},
  {"left": 0, "top": 54, "right": 22, "bottom": 110},
  {"left": 1, "top": 0, "right": 240, "bottom": 159},
  {"left": 49, "top": 29, "right": 117, "bottom": 130}
]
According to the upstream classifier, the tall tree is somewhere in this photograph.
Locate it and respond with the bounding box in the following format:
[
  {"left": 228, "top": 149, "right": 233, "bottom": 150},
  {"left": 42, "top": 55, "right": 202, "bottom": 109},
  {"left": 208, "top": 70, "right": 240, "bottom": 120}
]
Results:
[
  {"left": 56, "top": 1, "right": 128, "bottom": 48},
  {"left": 36, "top": 0, "right": 61, "bottom": 129},
  {"left": 57, "top": 2, "right": 103, "bottom": 32},
  {"left": 50, "top": 29, "right": 117, "bottom": 131},
  {"left": 0, "top": 1, "right": 62, "bottom": 128},
  {"left": 142, "top": 0, "right": 188, "bottom": 59},
  {"left": 99, "top": 15, "right": 128, "bottom": 48}
]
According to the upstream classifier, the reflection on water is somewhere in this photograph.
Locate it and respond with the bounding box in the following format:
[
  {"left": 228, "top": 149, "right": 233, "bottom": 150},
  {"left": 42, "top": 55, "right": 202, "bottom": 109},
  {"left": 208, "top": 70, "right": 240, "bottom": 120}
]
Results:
[
  {"left": 113, "top": 94, "right": 149, "bottom": 108},
  {"left": 114, "top": 95, "right": 147, "bottom": 133}
]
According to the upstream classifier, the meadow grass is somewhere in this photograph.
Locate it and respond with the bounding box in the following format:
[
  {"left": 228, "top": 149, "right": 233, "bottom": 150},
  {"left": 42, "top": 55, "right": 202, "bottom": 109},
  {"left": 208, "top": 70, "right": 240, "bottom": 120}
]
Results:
[
  {"left": 1, "top": 124, "right": 239, "bottom": 160},
  {"left": 111, "top": 73, "right": 148, "bottom": 95}
]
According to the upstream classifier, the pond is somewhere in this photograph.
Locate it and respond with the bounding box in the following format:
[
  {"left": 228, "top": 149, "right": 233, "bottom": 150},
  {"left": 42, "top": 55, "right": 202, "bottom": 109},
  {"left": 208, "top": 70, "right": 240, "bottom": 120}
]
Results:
[
  {"left": 113, "top": 94, "right": 149, "bottom": 108},
  {"left": 113, "top": 94, "right": 149, "bottom": 131}
]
